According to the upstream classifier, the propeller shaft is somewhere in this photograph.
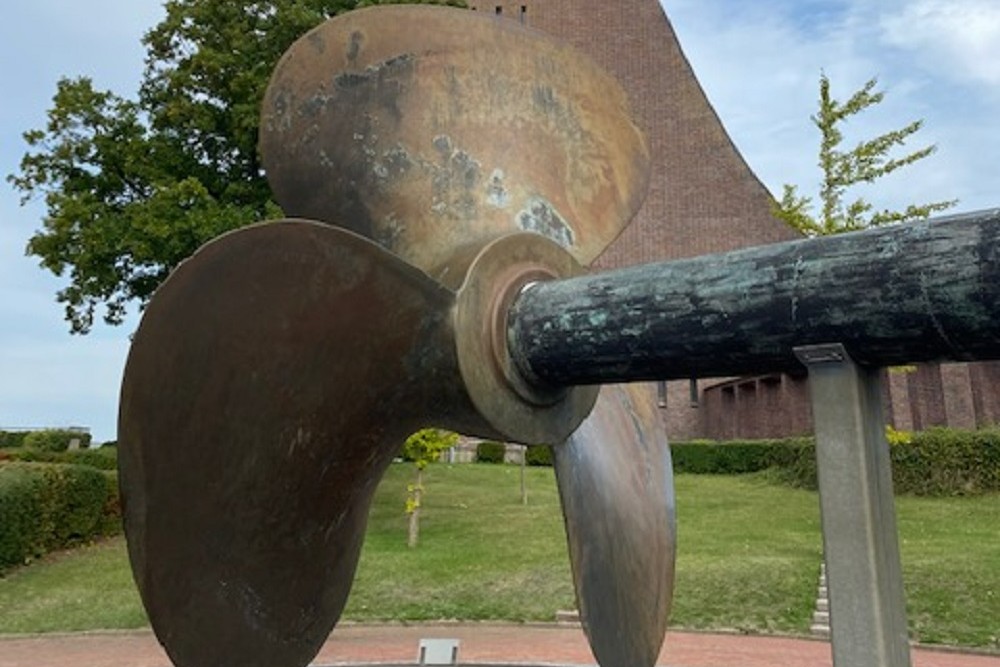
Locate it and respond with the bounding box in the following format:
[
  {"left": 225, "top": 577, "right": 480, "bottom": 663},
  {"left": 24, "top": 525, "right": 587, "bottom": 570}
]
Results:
[{"left": 508, "top": 208, "right": 1000, "bottom": 384}]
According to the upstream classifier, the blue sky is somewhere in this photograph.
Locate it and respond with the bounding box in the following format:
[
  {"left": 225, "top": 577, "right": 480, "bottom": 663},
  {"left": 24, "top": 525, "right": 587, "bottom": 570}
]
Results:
[{"left": 1, "top": 0, "right": 998, "bottom": 443}]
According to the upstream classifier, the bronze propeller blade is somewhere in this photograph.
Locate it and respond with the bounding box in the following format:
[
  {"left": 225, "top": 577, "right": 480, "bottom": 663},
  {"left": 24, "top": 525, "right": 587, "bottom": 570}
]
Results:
[
  {"left": 259, "top": 4, "right": 650, "bottom": 284},
  {"left": 554, "top": 385, "right": 675, "bottom": 667},
  {"left": 119, "top": 220, "right": 604, "bottom": 667},
  {"left": 119, "top": 221, "right": 477, "bottom": 667}
]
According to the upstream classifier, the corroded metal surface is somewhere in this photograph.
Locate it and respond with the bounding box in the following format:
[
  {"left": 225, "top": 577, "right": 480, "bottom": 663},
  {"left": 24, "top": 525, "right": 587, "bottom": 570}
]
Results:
[
  {"left": 118, "top": 221, "right": 633, "bottom": 667},
  {"left": 119, "top": 221, "right": 484, "bottom": 667},
  {"left": 453, "top": 232, "right": 598, "bottom": 444},
  {"left": 259, "top": 5, "right": 650, "bottom": 283},
  {"left": 509, "top": 208, "right": 1000, "bottom": 384},
  {"left": 554, "top": 384, "right": 675, "bottom": 667},
  {"left": 122, "top": 7, "right": 673, "bottom": 667}
]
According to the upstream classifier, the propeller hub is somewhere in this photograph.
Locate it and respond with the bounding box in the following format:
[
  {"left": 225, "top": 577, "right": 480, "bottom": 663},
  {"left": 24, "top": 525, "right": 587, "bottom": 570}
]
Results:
[{"left": 454, "top": 233, "right": 598, "bottom": 444}]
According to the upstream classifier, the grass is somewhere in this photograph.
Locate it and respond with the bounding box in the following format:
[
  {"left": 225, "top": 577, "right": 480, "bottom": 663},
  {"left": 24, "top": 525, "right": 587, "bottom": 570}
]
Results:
[
  {"left": 669, "top": 474, "right": 822, "bottom": 634},
  {"left": 343, "top": 464, "right": 575, "bottom": 621},
  {"left": 896, "top": 493, "right": 1000, "bottom": 647},
  {"left": 0, "top": 464, "right": 997, "bottom": 649},
  {"left": 0, "top": 539, "right": 145, "bottom": 633}
]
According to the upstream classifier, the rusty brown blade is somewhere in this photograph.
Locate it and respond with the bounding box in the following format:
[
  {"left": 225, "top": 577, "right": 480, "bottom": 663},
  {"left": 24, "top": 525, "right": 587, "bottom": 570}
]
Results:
[
  {"left": 553, "top": 384, "right": 676, "bottom": 667},
  {"left": 118, "top": 220, "right": 484, "bottom": 667},
  {"left": 259, "top": 5, "right": 650, "bottom": 284}
]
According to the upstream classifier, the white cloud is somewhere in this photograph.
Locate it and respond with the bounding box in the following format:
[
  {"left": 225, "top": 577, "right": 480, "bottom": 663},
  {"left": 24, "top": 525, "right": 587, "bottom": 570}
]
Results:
[
  {"left": 662, "top": 0, "right": 999, "bottom": 215},
  {"left": 880, "top": 0, "right": 1000, "bottom": 87}
]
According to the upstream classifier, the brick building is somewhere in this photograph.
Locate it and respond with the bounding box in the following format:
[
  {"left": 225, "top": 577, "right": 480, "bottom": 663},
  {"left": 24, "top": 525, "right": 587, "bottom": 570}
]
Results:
[{"left": 469, "top": 0, "right": 1000, "bottom": 438}]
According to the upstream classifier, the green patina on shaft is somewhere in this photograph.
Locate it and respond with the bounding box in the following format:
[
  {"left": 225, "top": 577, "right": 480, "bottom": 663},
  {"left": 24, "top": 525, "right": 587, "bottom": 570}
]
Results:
[{"left": 507, "top": 208, "right": 1000, "bottom": 385}]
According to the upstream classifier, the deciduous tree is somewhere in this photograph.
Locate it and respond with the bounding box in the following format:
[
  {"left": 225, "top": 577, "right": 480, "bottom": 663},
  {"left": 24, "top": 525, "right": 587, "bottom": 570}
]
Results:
[
  {"left": 9, "top": 0, "right": 463, "bottom": 333},
  {"left": 773, "top": 73, "right": 955, "bottom": 236},
  {"left": 403, "top": 428, "right": 458, "bottom": 548}
]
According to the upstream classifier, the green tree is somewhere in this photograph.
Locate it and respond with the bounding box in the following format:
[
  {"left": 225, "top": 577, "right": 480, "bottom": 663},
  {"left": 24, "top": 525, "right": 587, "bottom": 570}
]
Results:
[
  {"left": 402, "top": 428, "right": 458, "bottom": 548},
  {"left": 774, "top": 73, "right": 955, "bottom": 236},
  {"left": 9, "top": 0, "right": 464, "bottom": 334}
]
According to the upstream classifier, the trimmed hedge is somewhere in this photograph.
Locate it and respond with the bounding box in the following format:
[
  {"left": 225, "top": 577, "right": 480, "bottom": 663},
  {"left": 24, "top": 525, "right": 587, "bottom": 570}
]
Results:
[
  {"left": 890, "top": 427, "right": 1000, "bottom": 496},
  {"left": 0, "top": 431, "right": 29, "bottom": 449},
  {"left": 0, "top": 462, "right": 121, "bottom": 570},
  {"left": 22, "top": 429, "right": 92, "bottom": 452},
  {"left": 671, "top": 427, "right": 1000, "bottom": 496},
  {"left": 0, "top": 466, "right": 44, "bottom": 570},
  {"left": 525, "top": 444, "right": 554, "bottom": 467},
  {"left": 2, "top": 446, "right": 117, "bottom": 470},
  {"left": 476, "top": 441, "right": 506, "bottom": 464},
  {"left": 671, "top": 438, "right": 811, "bottom": 475}
]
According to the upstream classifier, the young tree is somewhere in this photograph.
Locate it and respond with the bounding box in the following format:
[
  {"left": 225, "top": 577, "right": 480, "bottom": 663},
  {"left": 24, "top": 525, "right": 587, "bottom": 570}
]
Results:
[
  {"left": 402, "top": 428, "right": 458, "bottom": 548},
  {"left": 773, "top": 73, "right": 956, "bottom": 236},
  {"left": 9, "top": 0, "right": 464, "bottom": 334}
]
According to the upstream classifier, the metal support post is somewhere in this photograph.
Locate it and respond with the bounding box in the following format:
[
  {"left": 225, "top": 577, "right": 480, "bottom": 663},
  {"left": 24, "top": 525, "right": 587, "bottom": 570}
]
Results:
[{"left": 794, "top": 344, "right": 911, "bottom": 667}]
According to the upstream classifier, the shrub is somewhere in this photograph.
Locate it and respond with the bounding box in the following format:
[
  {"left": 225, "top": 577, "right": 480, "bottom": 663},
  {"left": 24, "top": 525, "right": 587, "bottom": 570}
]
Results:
[
  {"left": 41, "top": 464, "right": 108, "bottom": 546},
  {"left": 476, "top": 441, "right": 506, "bottom": 464},
  {"left": 0, "top": 431, "right": 29, "bottom": 449},
  {"left": 4, "top": 446, "right": 117, "bottom": 470},
  {"left": 21, "top": 429, "right": 92, "bottom": 452},
  {"left": 0, "top": 462, "right": 121, "bottom": 571},
  {"left": 762, "top": 442, "right": 819, "bottom": 491},
  {"left": 671, "top": 438, "right": 811, "bottom": 475},
  {"left": 891, "top": 427, "right": 1000, "bottom": 496},
  {"left": 98, "top": 471, "right": 123, "bottom": 535},
  {"left": 675, "top": 427, "right": 1000, "bottom": 496},
  {"left": 885, "top": 424, "right": 913, "bottom": 446},
  {"left": 0, "top": 465, "right": 46, "bottom": 568},
  {"left": 525, "top": 444, "right": 554, "bottom": 467}
]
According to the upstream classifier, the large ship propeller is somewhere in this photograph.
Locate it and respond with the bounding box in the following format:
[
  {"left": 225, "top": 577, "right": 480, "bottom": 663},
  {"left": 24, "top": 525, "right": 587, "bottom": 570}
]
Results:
[{"left": 120, "top": 6, "right": 674, "bottom": 667}]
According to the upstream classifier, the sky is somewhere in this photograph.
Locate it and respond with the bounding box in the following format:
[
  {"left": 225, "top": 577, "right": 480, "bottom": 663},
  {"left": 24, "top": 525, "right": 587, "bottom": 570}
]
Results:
[{"left": 1, "top": 0, "right": 998, "bottom": 444}]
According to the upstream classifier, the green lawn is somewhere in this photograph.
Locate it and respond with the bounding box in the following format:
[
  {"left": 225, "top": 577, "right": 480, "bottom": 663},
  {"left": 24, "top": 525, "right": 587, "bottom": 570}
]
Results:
[
  {"left": 896, "top": 493, "right": 1000, "bottom": 647},
  {"left": 0, "top": 465, "right": 997, "bottom": 649},
  {"left": 669, "top": 474, "right": 822, "bottom": 633}
]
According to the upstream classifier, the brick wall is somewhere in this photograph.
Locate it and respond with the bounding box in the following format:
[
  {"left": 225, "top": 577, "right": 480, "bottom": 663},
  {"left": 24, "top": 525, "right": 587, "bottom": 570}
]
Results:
[
  {"left": 884, "top": 369, "right": 915, "bottom": 431},
  {"left": 884, "top": 362, "right": 1000, "bottom": 432},
  {"left": 971, "top": 361, "right": 1000, "bottom": 426},
  {"left": 699, "top": 374, "right": 812, "bottom": 440}
]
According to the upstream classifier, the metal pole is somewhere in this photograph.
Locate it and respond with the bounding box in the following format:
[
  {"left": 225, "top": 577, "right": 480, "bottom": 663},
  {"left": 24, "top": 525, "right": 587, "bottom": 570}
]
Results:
[{"left": 795, "top": 344, "right": 911, "bottom": 667}]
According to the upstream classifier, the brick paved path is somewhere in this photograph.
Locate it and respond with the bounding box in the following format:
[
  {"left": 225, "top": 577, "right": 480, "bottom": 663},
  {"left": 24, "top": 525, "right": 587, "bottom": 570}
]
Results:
[{"left": 1, "top": 624, "right": 998, "bottom": 667}]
